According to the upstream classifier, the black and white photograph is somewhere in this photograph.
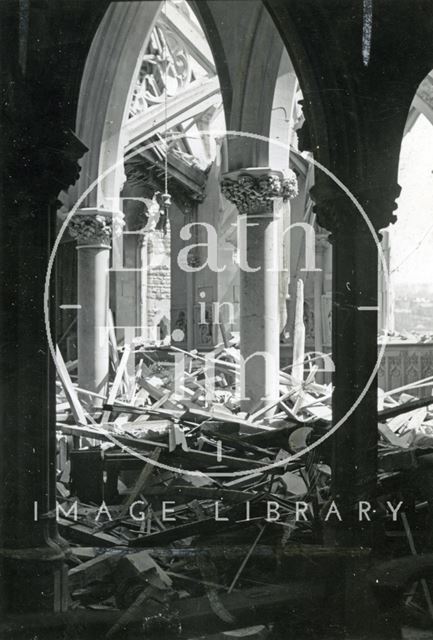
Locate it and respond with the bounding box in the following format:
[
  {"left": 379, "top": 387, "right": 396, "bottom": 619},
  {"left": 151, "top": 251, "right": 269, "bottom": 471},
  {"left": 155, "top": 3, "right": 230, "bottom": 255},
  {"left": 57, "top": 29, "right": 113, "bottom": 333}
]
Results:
[{"left": 2, "top": 1, "right": 433, "bottom": 638}]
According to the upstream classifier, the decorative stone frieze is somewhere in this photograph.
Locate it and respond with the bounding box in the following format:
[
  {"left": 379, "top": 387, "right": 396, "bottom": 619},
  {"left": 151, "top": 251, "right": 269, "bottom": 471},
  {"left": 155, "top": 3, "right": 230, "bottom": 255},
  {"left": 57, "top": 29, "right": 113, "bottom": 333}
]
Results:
[{"left": 221, "top": 168, "right": 298, "bottom": 215}]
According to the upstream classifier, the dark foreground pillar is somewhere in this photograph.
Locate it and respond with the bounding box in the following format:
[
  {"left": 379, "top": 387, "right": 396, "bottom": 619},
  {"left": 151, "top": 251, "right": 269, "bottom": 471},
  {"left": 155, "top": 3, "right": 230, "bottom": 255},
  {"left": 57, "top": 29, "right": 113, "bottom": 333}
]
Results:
[
  {"left": 311, "top": 185, "right": 390, "bottom": 547},
  {"left": 0, "top": 194, "right": 68, "bottom": 614},
  {"left": 331, "top": 224, "right": 379, "bottom": 545},
  {"left": 0, "top": 6, "right": 87, "bottom": 608}
]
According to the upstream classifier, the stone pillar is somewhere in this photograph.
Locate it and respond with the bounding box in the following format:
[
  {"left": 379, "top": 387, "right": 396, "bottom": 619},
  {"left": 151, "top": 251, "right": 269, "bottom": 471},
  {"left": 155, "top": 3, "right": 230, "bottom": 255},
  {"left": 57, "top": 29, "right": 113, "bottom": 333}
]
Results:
[
  {"left": 0, "top": 53, "right": 87, "bottom": 615},
  {"left": 221, "top": 169, "right": 298, "bottom": 412},
  {"left": 0, "top": 199, "right": 70, "bottom": 615},
  {"left": 331, "top": 226, "right": 378, "bottom": 545},
  {"left": 311, "top": 183, "right": 399, "bottom": 546},
  {"left": 278, "top": 198, "right": 292, "bottom": 339},
  {"left": 69, "top": 210, "right": 115, "bottom": 404}
]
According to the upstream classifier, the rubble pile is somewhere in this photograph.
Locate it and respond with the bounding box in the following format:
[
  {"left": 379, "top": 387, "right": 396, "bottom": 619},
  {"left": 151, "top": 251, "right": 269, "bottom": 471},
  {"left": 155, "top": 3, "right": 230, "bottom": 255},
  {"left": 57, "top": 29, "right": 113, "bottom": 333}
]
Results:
[
  {"left": 379, "top": 330, "right": 433, "bottom": 344},
  {"left": 56, "top": 339, "right": 334, "bottom": 547},
  {"left": 54, "top": 337, "right": 433, "bottom": 637}
]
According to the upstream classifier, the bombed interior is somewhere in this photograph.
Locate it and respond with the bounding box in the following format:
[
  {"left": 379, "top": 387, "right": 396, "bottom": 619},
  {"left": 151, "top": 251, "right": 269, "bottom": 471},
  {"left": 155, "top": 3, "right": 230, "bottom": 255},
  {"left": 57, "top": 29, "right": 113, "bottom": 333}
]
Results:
[{"left": 3, "top": 1, "right": 433, "bottom": 638}]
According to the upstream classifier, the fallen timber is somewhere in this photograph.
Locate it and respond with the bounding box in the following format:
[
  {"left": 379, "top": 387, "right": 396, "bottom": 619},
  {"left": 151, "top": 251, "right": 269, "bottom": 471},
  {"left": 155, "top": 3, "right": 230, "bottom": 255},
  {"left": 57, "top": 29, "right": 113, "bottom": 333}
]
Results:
[{"left": 53, "top": 338, "right": 433, "bottom": 638}]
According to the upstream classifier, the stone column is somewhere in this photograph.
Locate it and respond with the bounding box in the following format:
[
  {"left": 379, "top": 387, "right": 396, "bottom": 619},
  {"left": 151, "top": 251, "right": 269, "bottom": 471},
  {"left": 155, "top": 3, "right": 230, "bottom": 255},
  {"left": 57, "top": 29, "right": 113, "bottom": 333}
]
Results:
[
  {"left": 69, "top": 210, "right": 116, "bottom": 404},
  {"left": 222, "top": 169, "right": 298, "bottom": 412},
  {"left": 0, "top": 45, "right": 87, "bottom": 613},
  {"left": 278, "top": 198, "right": 292, "bottom": 340},
  {"left": 0, "top": 198, "right": 70, "bottom": 615},
  {"left": 311, "top": 183, "right": 399, "bottom": 546}
]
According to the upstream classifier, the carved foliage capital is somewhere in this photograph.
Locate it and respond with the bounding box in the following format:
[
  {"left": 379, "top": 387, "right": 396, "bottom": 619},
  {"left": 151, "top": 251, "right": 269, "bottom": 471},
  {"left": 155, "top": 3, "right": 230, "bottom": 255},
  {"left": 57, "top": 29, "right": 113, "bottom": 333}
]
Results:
[
  {"left": 221, "top": 169, "right": 298, "bottom": 215},
  {"left": 68, "top": 211, "right": 125, "bottom": 246},
  {"left": 310, "top": 180, "right": 401, "bottom": 238}
]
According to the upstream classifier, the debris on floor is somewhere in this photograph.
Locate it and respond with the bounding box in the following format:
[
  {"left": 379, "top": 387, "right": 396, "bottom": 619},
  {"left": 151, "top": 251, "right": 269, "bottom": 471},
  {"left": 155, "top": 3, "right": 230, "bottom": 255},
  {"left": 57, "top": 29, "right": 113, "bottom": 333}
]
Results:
[{"left": 54, "top": 335, "right": 433, "bottom": 637}]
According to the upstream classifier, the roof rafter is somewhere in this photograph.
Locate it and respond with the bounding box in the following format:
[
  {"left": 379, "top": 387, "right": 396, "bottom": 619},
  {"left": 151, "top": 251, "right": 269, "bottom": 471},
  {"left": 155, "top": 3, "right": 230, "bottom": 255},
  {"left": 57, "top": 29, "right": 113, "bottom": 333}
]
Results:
[{"left": 124, "top": 76, "right": 221, "bottom": 153}]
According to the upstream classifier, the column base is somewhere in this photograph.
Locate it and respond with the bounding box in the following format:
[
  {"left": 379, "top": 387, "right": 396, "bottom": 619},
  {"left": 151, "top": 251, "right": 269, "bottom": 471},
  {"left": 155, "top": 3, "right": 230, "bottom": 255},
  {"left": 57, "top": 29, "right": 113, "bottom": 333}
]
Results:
[{"left": 0, "top": 545, "right": 68, "bottom": 615}]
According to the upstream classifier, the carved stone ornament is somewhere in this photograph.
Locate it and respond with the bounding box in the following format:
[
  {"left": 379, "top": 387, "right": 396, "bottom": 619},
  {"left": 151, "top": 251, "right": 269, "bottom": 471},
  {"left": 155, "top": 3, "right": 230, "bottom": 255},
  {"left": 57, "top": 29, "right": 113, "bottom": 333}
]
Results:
[
  {"left": 129, "top": 23, "right": 192, "bottom": 118},
  {"left": 310, "top": 178, "right": 401, "bottom": 238},
  {"left": 221, "top": 168, "right": 298, "bottom": 215},
  {"left": 68, "top": 209, "right": 125, "bottom": 247}
]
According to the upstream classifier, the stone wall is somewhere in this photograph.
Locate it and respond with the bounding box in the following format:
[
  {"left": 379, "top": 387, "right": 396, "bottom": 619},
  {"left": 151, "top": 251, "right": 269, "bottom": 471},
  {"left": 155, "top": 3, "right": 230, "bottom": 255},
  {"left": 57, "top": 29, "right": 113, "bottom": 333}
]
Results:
[{"left": 146, "top": 228, "right": 171, "bottom": 340}]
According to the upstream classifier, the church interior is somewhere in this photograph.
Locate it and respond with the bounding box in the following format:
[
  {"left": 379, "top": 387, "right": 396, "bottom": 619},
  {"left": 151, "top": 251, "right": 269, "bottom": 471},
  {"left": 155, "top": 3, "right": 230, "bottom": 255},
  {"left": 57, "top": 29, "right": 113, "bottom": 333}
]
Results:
[{"left": 2, "top": 0, "right": 433, "bottom": 638}]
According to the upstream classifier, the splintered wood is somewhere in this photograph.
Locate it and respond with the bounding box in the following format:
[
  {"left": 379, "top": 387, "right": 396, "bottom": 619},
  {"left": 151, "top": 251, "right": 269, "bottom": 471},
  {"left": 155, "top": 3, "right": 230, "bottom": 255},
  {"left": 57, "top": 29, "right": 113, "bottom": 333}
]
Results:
[{"left": 54, "top": 332, "right": 433, "bottom": 636}]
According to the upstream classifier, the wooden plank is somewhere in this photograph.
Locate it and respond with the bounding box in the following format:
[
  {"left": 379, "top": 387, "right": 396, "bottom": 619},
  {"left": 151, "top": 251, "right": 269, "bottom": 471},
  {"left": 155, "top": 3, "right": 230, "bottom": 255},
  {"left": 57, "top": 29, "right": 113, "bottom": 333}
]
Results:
[
  {"left": 57, "top": 423, "right": 268, "bottom": 472},
  {"left": 57, "top": 517, "right": 122, "bottom": 547},
  {"left": 107, "top": 309, "right": 119, "bottom": 369},
  {"left": 108, "top": 401, "right": 275, "bottom": 431},
  {"left": 250, "top": 388, "right": 297, "bottom": 422},
  {"left": 57, "top": 423, "right": 170, "bottom": 450},
  {"left": 55, "top": 345, "right": 87, "bottom": 426},
  {"left": 102, "top": 345, "right": 132, "bottom": 423},
  {"left": 139, "top": 379, "right": 181, "bottom": 411},
  {"left": 68, "top": 553, "right": 118, "bottom": 589},
  {"left": 228, "top": 524, "right": 266, "bottom": 593},
  {"left": 120, "top": 447, "right": 161, "bottom": 516},
  {"left": 379, "top": 395, "right": 433, "bottom": 421}
]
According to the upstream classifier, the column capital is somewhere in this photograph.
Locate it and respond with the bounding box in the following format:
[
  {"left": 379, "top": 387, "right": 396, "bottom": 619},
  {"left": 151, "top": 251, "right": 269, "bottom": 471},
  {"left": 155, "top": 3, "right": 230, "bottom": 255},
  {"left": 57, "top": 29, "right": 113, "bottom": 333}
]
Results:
[
  {"left": 221, "top": 167, "right": 298, "bottom": 215},
  {"left": 310, "top": 179, "right": 401, "bottom": 238},
  {"left": 68, "top": 208, "right": 125, "bottom": 247}
]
